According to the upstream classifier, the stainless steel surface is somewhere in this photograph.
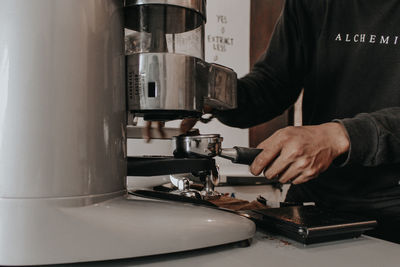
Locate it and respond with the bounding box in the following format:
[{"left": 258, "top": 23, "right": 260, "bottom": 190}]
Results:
[
  {"left": 125, "top": 4, "right": 205, "bottom": 35},
  {"left": 205, "top": 63, "right": 238, "bottom": 110},
  {"left": 127, "top": 54, "right": 237, "bottom": 118},
  {"left": 171, "top": 135, "right": 223, "bottom": 198},
  {"left": 219, "top": 148, "right": 238, "bottom": 162},
  {"left": 201, "top": 165, "right": 221, "bottom": 198},
  {"left": 168, "top": 166, "right": 221, "bottom": 199},
  {"left": 125, "top": 0, "right": 237, "bottom": 119},
  {"left": 202, "top": 175, "right": 218, "bottom": 197},
  {"left": 125, "top": 5, "right": 205, "bottom": 56},
  {"left": 172, "top": 135, "right": 262, "bottom": 166},
  {"left": 180, "top": 190, "right": 203, "bottom": 199},
  {"left": 127, "top": 53, "right": 205, "bottom": 115},
  {"left": 172, "top": 134, "right": 223, "bottom": 158},
  {"left": 169, "top": 174, "right": 191, "bottom": 191},
  {"left": 125, "top": 0, "right": 206, "bottom": 19},
  {"left": 169, "top": 173, "right": 203, "bottom": 199}
]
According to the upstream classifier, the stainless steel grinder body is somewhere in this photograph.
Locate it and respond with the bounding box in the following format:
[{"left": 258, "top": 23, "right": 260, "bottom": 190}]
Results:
[{"left": 125, "top": 0, "right": 237, "bottom": 121}]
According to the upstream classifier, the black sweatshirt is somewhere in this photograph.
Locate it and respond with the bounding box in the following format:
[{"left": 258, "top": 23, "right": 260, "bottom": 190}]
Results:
[{"left": 216, "top": 0, "right": 400, "bottom": 219}]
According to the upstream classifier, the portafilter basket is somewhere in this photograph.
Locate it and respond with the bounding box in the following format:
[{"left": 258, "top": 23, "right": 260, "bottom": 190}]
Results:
[{"left": 172, "top": 134, "right": 223, "bottom": 158}]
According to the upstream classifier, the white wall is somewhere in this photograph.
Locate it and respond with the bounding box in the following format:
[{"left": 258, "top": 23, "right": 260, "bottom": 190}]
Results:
[{"left": 205, "top": 0, "right": 251, "bottom": 78}]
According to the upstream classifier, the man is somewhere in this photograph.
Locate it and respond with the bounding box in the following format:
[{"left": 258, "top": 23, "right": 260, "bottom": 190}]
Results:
[{"left": 181, "top": 0, "right": 400, "bottom": 243}]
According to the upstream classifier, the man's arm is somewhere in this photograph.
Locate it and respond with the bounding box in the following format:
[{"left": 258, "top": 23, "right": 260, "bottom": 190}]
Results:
[
  {"left": 336, "top": 107, "right": 400, "bottom": 166},
  {"left": 215, "top": 0, "right": 319, "bottom": 128},
  {"left": 250, "top": 122, "right": 350, "bottom": 184},
  {"left": 250, "top": 107, "right": 400, "bottom": 184}
]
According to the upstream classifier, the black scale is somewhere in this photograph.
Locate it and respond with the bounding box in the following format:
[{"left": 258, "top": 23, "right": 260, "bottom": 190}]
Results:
[{"left": 238, "top": 206, "right": 377, "bottom": 244}]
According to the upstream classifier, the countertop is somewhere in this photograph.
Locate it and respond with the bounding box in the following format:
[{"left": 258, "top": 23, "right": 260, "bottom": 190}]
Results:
[
  {"left": 119, "top": 178, "right": 400, "bottom": 267},
  {"left": 55, "top": 230, "right": 400, "bottom": 267}
]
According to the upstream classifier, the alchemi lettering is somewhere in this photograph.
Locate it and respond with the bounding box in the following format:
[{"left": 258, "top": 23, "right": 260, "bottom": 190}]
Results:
[{"left": 334, "top": 33, "right": 399, "bottom": 45}]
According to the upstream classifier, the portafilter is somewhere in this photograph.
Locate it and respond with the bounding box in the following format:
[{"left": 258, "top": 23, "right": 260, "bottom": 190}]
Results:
[{"left": 172, "top": 134, "right": 263, "bottom": 165}]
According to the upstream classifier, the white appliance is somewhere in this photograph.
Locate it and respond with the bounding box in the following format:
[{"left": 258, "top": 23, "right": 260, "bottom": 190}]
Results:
[{"left": 0, "top": 0, "right": 255, "bottom": 265}]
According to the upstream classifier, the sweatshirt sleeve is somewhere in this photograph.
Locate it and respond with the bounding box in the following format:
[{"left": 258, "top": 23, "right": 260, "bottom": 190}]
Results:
[
  {"left": 215, "top": 0, "right": 317, "bottom": 128},
  {"left": 335, "top": 107, "right": 400, "bottom": 166}
]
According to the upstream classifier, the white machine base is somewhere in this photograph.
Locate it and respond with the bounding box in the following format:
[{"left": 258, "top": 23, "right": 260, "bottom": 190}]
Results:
[{"left": 0, "top": 192, "right": 255, "bottom": 265}]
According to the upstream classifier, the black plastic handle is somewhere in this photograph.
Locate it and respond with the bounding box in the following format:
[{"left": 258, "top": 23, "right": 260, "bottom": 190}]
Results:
[{"left": 232, "top": 146, "right": 263, "bottom": 165}]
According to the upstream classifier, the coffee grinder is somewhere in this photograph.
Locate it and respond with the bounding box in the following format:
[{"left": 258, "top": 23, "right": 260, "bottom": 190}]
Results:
[{"left": 0, "top": 0, "right": 255, "bottom": 265}]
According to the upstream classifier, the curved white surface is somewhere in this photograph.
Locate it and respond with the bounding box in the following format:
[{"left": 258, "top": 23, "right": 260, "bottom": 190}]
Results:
[
  {"left": 127, "top": 175, "right": 171, "bottom": 189},
  {"left": 0, "top": 0, "right": 126, "bottom": 197},
  {"left": 0, "top": 195, "right": 255, "bottom": 265}
]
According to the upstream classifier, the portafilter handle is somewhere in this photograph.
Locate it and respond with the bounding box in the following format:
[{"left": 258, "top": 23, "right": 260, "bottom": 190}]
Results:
[{"left": 219, "top": 146, "right": 263, "bottom": 165}]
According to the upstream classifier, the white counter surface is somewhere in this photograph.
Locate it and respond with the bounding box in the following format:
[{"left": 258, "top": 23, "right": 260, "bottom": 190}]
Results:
[{"left": 56, "top": 230, "right": 399, "bottom": 267}]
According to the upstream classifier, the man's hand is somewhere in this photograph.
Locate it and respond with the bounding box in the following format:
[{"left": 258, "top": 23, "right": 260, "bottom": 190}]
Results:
[
  {"left": 144, "top": 106, "right": 212, "bottom": 141},
  {"left": 250, "top": 122, "right": 350, "bottom": 185},
  {"left": 144, "top": 121, "right": 165, "bottom": 142},
  {"left": 179, "top": 105, "right": 214, "bottom": 134},
  {"left": 144, "top": 118, "right": 199, "bottom": 142},
  {"left": 180, "top": 118, "right": 198, "bottom": 134}
]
